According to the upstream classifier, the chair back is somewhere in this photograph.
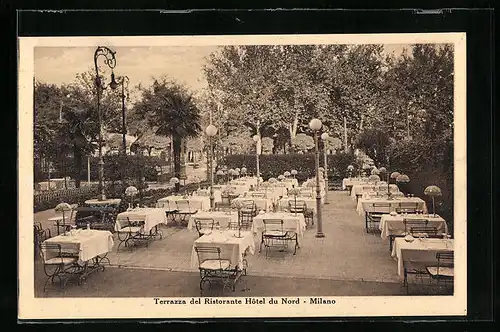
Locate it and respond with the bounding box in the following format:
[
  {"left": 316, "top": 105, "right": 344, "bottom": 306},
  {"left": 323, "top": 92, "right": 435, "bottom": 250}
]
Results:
[
  {"left": 251, "top": 192, "right": 266, "bottom": 198},
  {"left": 436, "top": 252, "right": 454, "bottom": 268},
  {"left": 371, "top": 202, "right": 391, "bottom": 214},
  {"left": 263, "top": 219, "right": 284, "bottom": 232},
  {"left": 195, "top": 246, "right": 224, "bottom": 268},
  {"left": 288, "top": 200, "right": 306, "bottom": 213},
  {"left": 404, "top": 219, "right": 429, "bottom": 233},
  {"left": 240, "top": 200, "right": 256, "bottom": 213},
  {"left": 397, "top": 202, "right": 419, "bottom": 214},
  {"left": 238, "top": 210, "right": 254, "bottom": 227},
  {"left": 409, "top": 226, "right": 438, "bottom": 237},
  {"left": 176, "top": 199, "right": 191, "bottom": 212},
  {"left": 194, "top": 218, "right": 216, "bottom": 236}
]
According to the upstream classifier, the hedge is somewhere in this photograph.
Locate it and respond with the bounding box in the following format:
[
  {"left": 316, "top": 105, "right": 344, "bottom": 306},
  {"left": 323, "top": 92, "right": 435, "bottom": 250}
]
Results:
[
  {"left": 218, "top": 152, "right": 359, "bottom": 182},
  {"left": 34, "top": 180, "right": 211, "bottom": 213}
]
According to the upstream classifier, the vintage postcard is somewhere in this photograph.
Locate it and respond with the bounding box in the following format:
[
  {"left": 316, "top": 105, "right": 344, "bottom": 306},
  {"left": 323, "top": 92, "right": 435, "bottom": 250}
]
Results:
[{"left": 18, "top": 33, "right": 466, "bottom": 319}]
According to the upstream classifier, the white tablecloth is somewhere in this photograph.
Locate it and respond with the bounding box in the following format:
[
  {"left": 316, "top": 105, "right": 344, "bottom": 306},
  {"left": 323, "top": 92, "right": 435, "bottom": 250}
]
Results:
[
  {"left": 360, "top": 191, "right": 405, "bottom": 200},
  {"left": 351, "top": 184, "right": 399, "bottom": 200},
  {"left": 342, "top": 178, "right": 370, "bottom": 190},
  {"left": 252, "top": 212, "right": 306, "bottom": 244},
  {"left": 192, "top": 189, "right": 222, "bottom": 203},
  {"left": 379, "top": 214, "right": 448, "bottom": 240},
  {"left": 157, "top": 196, "right": 210, "bottom": 212},
  {"left": 224, "top": 184, "right": 249, "bottom": 195},
  {"left": 391, "top": 238, "right": 454, "bottom": 277},
  {"left": 232, "top": 197, "right": 273, "bottom": 212},
  {"left": 277, "top": 197, "right": 320, "bottom": 213},
  {"left": 356, "top": 197, "right": 428, "bottom": 216},
  {"left": 44, "top": 229, "right": 114, "bottom": 262},
  {"left": 187, "top": 211, "right": 238, "bottom": 230},
  {"left": 191, "top": 230, "right": 255, "bottom": 269},
  {"left": 116, "top": 208, "right": 167, "bottom": 233}
]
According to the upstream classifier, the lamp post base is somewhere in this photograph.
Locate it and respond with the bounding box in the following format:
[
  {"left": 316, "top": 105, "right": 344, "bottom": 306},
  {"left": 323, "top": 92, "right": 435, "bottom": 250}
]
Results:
[{"left": 315, "top": 232, "right": 325, "bottom": 238}]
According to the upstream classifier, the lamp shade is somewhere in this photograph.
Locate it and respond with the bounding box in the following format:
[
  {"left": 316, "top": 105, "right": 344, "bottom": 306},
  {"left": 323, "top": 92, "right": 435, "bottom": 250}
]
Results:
[
  {"left": 309, "top": 118, "right": 322, "bottom": 131},
  {"left": 228, "top": 169, "right": 235, "bottom": 175},
  {"left": 55, "top": 202, "right": 72, "bottom": 212},
  {"left": 283, "top": 171, "right": 291, "bottom": 177},
  {"left": 291, "top": 170, "right": 298, "bottom": 175},
  {"left": 321, "top": 132, "right": 329, "bottom": 140},
  {"left": 378, "top": 167, "right": 387, "bottom": 173},
  {"left": 371, "top": 168, "right": 380, "bottom": 175},
  {"left": 396, "top": 174, "right": 410, "bottom": 183},
  {"left": 216, "top": 170, "right": 224, "bottom": 176},
  {"left": 278, "top": 175, "right": 285, "bottom": 181},
  {"left": 235, "top": 168, "right": 240, "bottom": 173},
  {"left": 319, "top": 167, "right": 325, "bottom": 173},
  {"left": 205, "top": 124, "right": 218, "bottom": 137},
  {"left": 125, "top": 186, "right": 138, "bottom": 196},
  {"left": 368, "top": 174, "right": 381, "bottom": 182},
  {"left": 268, "top": 177, "right": 278, "bottom": 184},
  {"left": 390, "top": 171, "right": 401, "bottom": 179},
  {"left": 241, "top": 167, "right": 247, "bottom": 174},
  {"left": 347, "top": 165, "right": 354, "bottom": 171},
  {"left": 252, "top": 135, "right": 260, "bottom": 142},
  {"left": 169, "top": 177, "right": 180, "bottom": 185},
  {"left": 424, "top": 185, "right": 442, "bottom": 196}
]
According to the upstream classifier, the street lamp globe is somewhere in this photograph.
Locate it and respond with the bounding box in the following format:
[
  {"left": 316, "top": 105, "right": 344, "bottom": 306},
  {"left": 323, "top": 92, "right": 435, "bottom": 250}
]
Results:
[
  {"left": 252, "top": 135, "right": 260, "bottom": 142},
  {"left": 205, "top": 124, "right": 218, "bottom": 137},
  {"left": 109, "top": 72, "right": 119, "bottom": 90},
  {"left": 309, "top": 118, "right": 322, "bottom": 131},
  {"left": 321, "top": 132, "right": 329, "bottom": 140}
]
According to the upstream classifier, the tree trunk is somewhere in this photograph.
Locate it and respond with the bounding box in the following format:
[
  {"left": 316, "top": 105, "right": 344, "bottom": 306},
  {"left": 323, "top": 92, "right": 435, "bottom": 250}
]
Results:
[
  {"left": 73, "top": 146, "right": 82, "bottom": 188},
  {"left": 173, "top": 136, "right": 182, "bottom": 191}
]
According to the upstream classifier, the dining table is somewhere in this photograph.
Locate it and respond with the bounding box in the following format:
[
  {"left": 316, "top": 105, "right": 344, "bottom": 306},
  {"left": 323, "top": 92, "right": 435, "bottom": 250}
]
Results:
[
  {"left": 356, "top": 196, "right": 428, "bottom": 216},
  {"left": 232, "top": 196, "right": 274, "bottom": 212},
  {"left": 379, "top": 213, "right": 448, "bottom": 240},
  {"left": 276, "top": 196, "right": 321, "bottom": 213},
  {"left": 391, "top": 237, "right": 454, "bottom": 278},
  {"left": 187, "top": 211, "right": 239, "bottom": 231},
  {"left": 116, "top": 207, "right": 167, "bottom": 239},
  {"left": 350, "top": 183, "right": 398, "bottom": 200},
  {"left": 43, "top": 229, "right": 114, "bottom": 283},
  {"left": 190, "top": 230, "right": 255, "bottom": 284},
  {"left": 252, "top": 212, "right": 307, "bottom": 245},
  {"left": 157, "top": 195, "right": 211, "bottom": 212}
]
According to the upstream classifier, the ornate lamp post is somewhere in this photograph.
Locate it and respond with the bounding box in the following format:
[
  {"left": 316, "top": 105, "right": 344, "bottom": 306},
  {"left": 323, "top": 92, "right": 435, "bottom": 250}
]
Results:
[
  {"left": 93, "top": 46, "right": 118, "bottom": 201},
  {"left": 205, "top": 124, "right": 218, "bottom": 209},
  {"left": 109, "top": 75, "right": 130, "bottom": 156},
  {"left": 309, "top": 118, "right": 324, "bottom": 238},
  {"left": 252, "top": 134, "right": 261, "bottom": 189},
  {"left": 321, "top": 132, "right": 329, "bottom": 204}
]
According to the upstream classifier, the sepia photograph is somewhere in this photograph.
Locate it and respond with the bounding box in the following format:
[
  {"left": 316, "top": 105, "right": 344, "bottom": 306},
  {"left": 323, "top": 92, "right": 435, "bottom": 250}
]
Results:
[{"left": 18, "top": 33, "right": 466, "bottom": 319}]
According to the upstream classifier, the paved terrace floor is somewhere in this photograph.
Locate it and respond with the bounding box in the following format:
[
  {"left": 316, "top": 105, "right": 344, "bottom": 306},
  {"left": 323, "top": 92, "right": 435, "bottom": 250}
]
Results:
[{"left": 33, "top": 190, "right": 406, "bottom": 297}]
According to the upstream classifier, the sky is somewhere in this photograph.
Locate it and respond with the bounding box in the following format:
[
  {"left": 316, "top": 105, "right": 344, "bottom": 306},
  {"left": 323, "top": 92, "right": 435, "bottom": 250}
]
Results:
[{"left": 34, "top": 44, "right": 408, "bottom": 94}]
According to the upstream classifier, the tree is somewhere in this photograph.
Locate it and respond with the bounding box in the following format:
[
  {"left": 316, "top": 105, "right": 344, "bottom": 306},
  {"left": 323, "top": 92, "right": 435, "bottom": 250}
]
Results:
[
  {"left": 132, "top": 78, "right": 201, "bottom": 190},
  {"left": 354, "top": 128, "right": 390, "bottom": 166},
  {"left": 291, "top": 133, "right": 314, "bottom": 152}
]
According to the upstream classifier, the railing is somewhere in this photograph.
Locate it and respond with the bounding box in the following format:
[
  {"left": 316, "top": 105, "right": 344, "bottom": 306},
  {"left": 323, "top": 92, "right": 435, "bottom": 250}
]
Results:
[{"left": 34, "top": 184, "right": 99, "bottom": 207}]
